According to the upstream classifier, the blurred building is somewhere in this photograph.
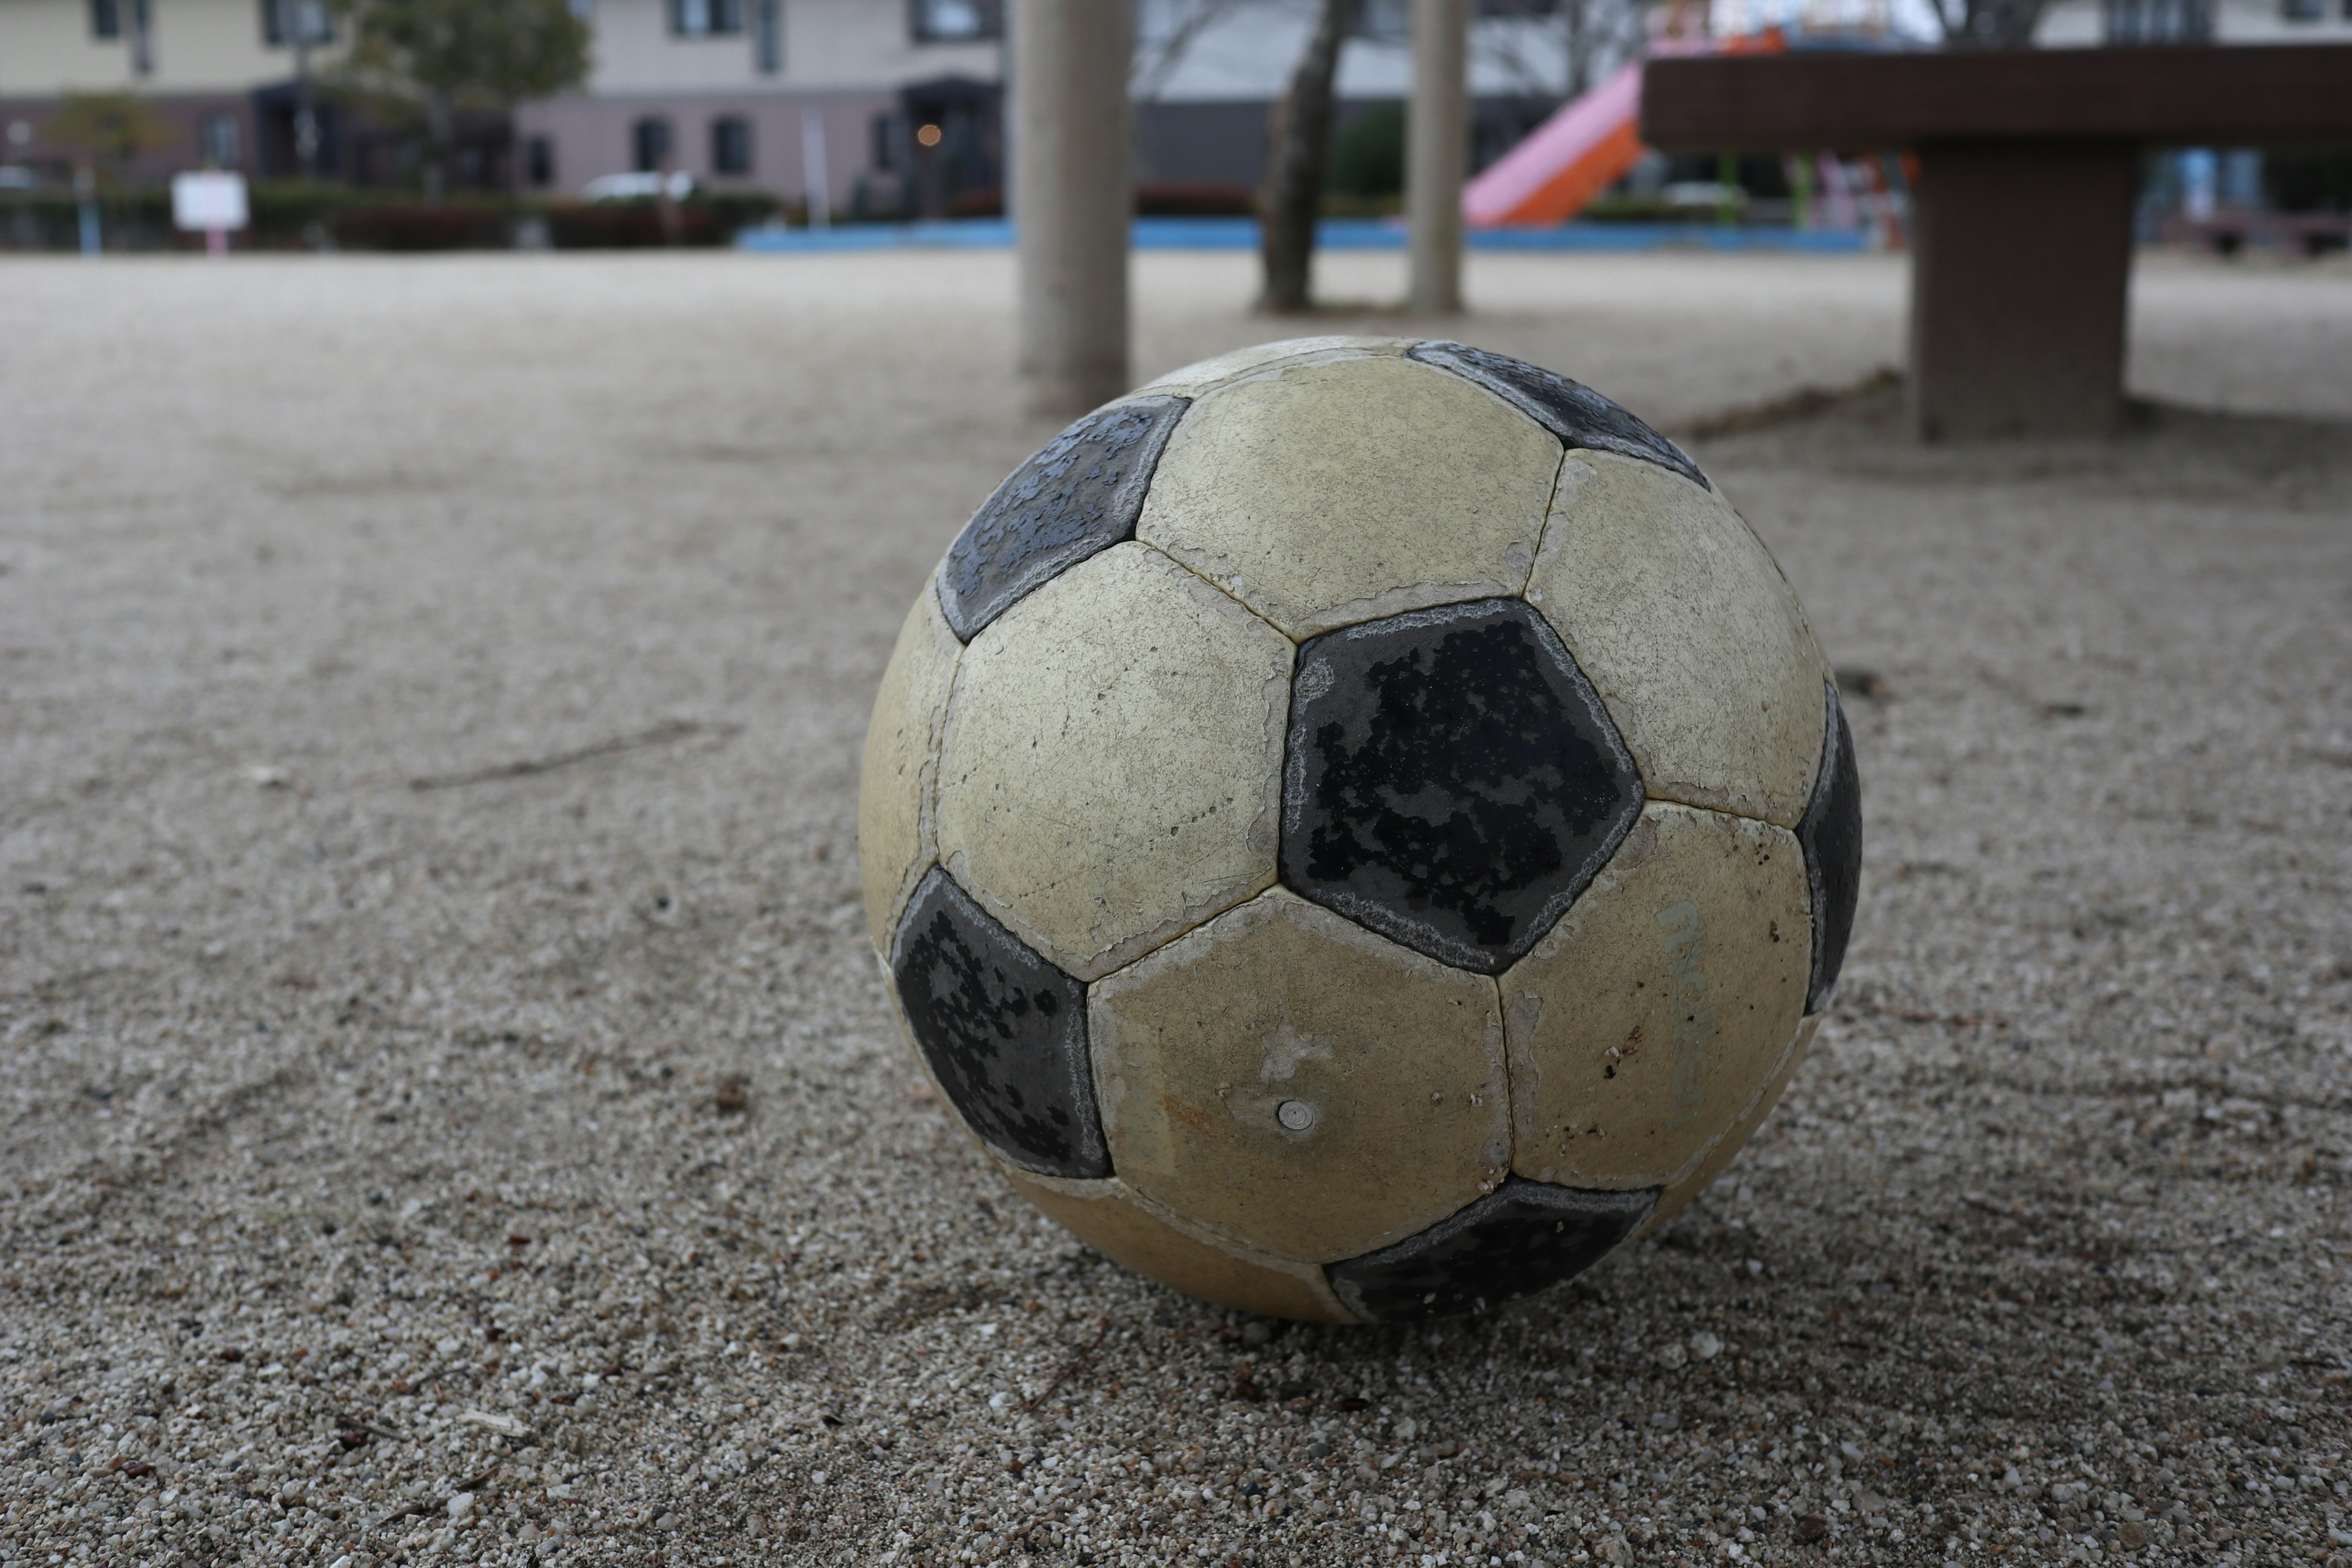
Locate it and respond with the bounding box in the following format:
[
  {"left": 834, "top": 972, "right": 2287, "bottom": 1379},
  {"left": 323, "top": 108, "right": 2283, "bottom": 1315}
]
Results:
[
  {"left": 2, "top": 0, "right": 2345, "bottom": 220},
  {"left": 513, "top": 0, "right": 1004, "bottom": 219},
  {"left": 0, "top": 0, "right": 520, "bottom": 188},
  {"left": 0, "top": 0, "right": 340, "bottom": 183},
  {"left": 2037, "top": 0, "right": 2352, "bottom": 44},
  {"left": 507, "top": 0, "right": 1598, "bottom": 216},
  {"left": 511, "top": 0, "right": 1612, "bottom": 216}
]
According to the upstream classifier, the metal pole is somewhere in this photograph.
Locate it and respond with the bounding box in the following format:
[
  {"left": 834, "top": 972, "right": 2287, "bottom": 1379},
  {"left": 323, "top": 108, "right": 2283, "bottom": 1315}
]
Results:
[
  {"left": 1407, "top": 0, "right": 1468, "bottom": 315},
  {"left": 1013, "top": 0, "right": 1132, "bottom": 418}
]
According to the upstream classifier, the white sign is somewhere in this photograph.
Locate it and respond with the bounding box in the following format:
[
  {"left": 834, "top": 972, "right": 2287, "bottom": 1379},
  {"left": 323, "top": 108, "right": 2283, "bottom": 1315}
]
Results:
[{"left": 172, "top": 171, "right": 250, "bottom": 232}]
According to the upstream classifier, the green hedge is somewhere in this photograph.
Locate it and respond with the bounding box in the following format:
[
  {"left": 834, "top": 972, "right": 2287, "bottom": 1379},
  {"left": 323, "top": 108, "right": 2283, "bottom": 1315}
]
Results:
[
  {"left": 0, "top": 190, "right": 175, "bottom": 249},
  {"left": 1330, "top": 103, "right": 1406, "bottom": 200},
  {"left": 0, "top": 184, "right": 783, "bottom": 251},
  {"left": 331, "top": 204, "right": 514, "bottom": 251},
  {"left": 543, "top": 193, "right": 779, "bottom": 248}
]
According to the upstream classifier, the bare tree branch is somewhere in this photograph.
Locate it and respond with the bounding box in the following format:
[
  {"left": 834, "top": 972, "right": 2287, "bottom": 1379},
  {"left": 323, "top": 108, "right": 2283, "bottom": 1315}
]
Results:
[{"left": 1133, "top": 0, "right": 1253, "bottom": 103}]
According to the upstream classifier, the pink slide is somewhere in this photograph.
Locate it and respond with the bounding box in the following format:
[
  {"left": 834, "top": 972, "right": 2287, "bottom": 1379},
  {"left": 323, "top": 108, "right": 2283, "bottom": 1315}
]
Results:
[
  {"left": 1463, "top": 35, "right": 1782, "bottom": 230},
  {"left": 1463, "top": 61, "right": 1648, "bottom": 230}
]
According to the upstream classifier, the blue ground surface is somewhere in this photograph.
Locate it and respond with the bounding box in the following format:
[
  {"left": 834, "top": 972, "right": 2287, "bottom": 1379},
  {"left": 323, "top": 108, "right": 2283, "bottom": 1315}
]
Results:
[{"left": 736, "top": 216, "right": 1872, "bottom": 254}]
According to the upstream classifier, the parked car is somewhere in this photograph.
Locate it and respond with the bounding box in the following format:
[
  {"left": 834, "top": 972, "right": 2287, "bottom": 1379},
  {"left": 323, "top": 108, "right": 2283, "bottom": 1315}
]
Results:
[{"left": 579, "top": 171, "right": 696, "bottom": 203}]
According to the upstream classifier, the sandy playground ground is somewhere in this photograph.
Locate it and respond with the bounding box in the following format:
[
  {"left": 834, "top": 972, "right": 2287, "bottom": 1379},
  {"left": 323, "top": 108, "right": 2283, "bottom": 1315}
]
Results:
[{"left": 2, "top": 246, "right": 2350, "bottom": 1567}]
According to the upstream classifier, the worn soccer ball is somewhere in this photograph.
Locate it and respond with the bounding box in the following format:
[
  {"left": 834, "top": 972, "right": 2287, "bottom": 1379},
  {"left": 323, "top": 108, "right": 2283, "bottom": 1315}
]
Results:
[{"left": 859, "top": 337, "right": 1860, "bottom": 1324}]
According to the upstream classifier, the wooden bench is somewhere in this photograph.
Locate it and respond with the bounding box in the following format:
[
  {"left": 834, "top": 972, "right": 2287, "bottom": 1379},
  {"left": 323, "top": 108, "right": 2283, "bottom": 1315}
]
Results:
[{"left": 1641, "top": 45, "right": 2352, "bottom": 439}]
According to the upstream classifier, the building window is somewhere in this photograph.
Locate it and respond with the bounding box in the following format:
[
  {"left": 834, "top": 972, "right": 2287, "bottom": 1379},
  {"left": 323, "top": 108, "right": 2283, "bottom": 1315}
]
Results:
[
  {"left": 710, "top": 116, "right": 753, "bottom": 175},
  {"left": 910, "top": 0, "right": 1001, "bottom": 42},
  {"left": 91, "top": 0, "right": 119, "bottom": 38},
  {"left": 200, "top": 112, "right": 243, "bottom": 168},
  {"left": 260, "top": 0, "right": 334, "bottom": 44},
  {"left": 755, "top": 0, "right": 783, "bottom": 72},
  {"left": 526, "top": 135, "right": 555, "bottom": 188},
  {"left": 1352, "top": 0, "right": 1409, "bottom": 40},
  {"left": 2280, "top": 0, "right": 2323, "bottom": 18},
  {"left": 2105, "top": 0, "right": 2214, "bottom": 34},
  {"left": 633, "top": 116, "right": 674, "bottom": 172},
  {"left": 670, "top": 0, "right": 745, "bottom": 34}
]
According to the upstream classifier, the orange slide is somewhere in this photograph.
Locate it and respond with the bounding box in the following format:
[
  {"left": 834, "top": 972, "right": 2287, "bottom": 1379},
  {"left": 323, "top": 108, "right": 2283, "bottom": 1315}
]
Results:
[{"left": 1463, "top": 33, "right": 1785, "bottom": 230}]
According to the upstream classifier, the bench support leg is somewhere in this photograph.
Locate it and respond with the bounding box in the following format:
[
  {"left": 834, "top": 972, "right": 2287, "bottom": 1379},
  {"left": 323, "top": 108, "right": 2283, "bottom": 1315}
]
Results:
[{"left": 1909, "top": 140, "right": 2137, "bottom": 441}]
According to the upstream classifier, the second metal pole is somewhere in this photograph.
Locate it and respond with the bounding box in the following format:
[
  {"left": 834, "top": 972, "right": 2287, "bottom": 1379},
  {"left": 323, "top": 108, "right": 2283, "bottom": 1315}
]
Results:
[
  {"left": 1407, "top": 0, "right": 1468, "bottom": 315},
  {"left": 1014, "top": 0, "right": 1133, "bottom": 418}
]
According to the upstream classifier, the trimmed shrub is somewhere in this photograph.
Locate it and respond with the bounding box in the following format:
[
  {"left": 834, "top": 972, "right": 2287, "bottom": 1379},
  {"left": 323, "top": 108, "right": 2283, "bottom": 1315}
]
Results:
[
  {"left": 543, "top": 202, "right": 720, "bottom": 247},
  {"left": 1329, "top": 102, "right": 1406, "bottom": 200},
  {"left": 331, "top": 205, "right": 515, "bottom": 251},
  {"left": 542, "top": 195, "right": 777, "bottom": 247},
  {"left": 1137, "top": 181, "right": 1256, "bottom": 217}
]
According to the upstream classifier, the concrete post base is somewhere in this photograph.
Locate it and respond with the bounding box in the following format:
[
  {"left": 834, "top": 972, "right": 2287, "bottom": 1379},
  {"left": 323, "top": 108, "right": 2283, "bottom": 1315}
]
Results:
[{"left": 1908, "top": 140, "right": 2138, "bottom": 442}]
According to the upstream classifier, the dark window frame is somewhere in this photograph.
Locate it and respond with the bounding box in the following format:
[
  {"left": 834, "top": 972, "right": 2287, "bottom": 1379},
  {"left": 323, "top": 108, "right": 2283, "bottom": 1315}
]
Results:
[
  {"left": 908, "top": 0, "right": 1002, "bottom": 43},
  {"left": 260, "top": 0, "right": 337, "bottom": 46},
  {"left": 755, "top": 0, "right": 783, "bottom": 71},
  {"left": 201, "top": 111, "right": 243, "bottom": 169},
  {"left": 91, "top": 0, "right": 120, "bottom": 39},
  {"left": 710, "top": 115, "right": 754, "bottom": 176},
  {"left": 633, "top": 116, "right": 675, "bottom": 173},
  {"left": 669, "top": 0, "right": 747, "bottom": 36},
  {"left": 1352, "top": 0, "right": 1409, "bottom": 41}
]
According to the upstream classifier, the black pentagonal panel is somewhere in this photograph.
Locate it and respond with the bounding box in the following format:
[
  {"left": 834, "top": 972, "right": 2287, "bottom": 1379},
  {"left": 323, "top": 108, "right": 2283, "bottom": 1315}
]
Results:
[
  {"left": 1281, "top": 599, "right": 1643, "bottom": 974},
  {"left": 1798, "top": 681, "right": 1863, "bottom": 1011},
  {"left": 1408, "top": 341, "right": 1707, "bottom": 489},
  {"left": 1327, "top": 1179, "right": 1656, "bottom": 1323},
  {"left": 934, "top": 395, "right": 1189, "bottom": 641},
  {"left": 889, "top": 867, "right": 1107, "bottom": 1180}
]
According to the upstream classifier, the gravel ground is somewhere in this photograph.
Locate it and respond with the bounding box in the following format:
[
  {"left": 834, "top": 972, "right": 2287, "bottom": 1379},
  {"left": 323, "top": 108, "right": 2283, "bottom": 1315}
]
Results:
[{"left": 2, "top": 248, "right": 2349, "bottom": 1568}]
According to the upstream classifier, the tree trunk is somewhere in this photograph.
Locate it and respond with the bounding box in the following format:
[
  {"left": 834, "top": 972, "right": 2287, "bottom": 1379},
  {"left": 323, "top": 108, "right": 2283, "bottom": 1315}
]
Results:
[
  {"left": 1258, "top": 0, "right": 1357, "bottom": 314},
  {"left": 1563, "top": 0, "right": 1592, "bottom": 100}
]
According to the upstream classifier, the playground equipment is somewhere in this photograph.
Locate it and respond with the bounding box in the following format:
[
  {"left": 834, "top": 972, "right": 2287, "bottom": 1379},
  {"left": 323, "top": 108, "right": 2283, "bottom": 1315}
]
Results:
[
  {"left": 1463, "top": 35, "right": 1784, "bottom": 232},
  {"left": 1643, "top": 43, "right": 2352, "bottom": 439},
  {"left": 1462, "top": 62, "right": 1647, "bottom": 230}
]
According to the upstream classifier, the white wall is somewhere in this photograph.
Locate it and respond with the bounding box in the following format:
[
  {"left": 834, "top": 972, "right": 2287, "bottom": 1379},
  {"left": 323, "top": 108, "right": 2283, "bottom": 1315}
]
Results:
[
  {"left": 580, "top": 0, "right": 1001, "bottom": 95},
  {"left": 0, "top": 0, "right": 333, "bottom": 96}
]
